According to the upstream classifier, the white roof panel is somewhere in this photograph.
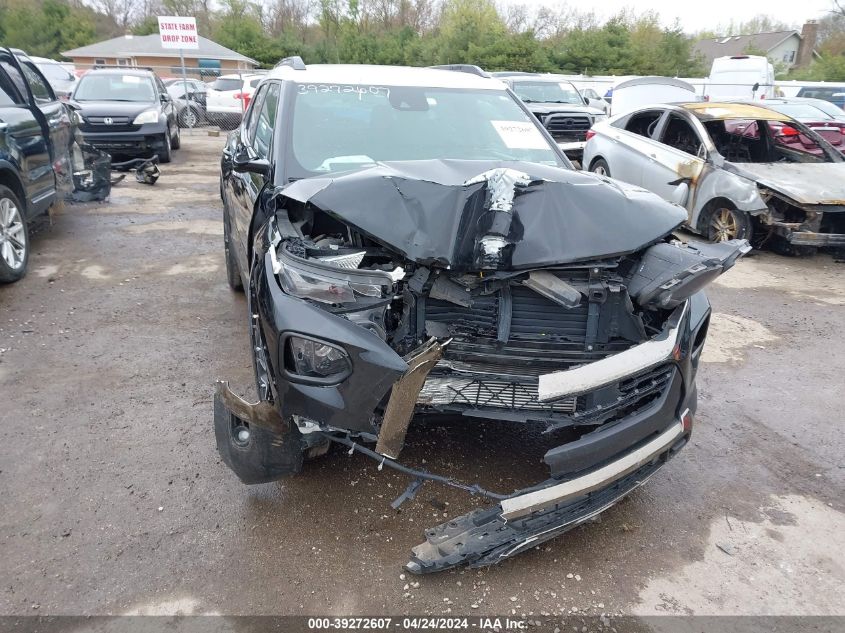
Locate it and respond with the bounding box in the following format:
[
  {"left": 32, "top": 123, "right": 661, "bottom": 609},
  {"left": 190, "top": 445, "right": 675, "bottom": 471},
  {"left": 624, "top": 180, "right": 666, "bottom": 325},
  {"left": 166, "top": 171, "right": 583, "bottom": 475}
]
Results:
[{"left": 267, "top": 64, "right": 507, "bottom": 90}]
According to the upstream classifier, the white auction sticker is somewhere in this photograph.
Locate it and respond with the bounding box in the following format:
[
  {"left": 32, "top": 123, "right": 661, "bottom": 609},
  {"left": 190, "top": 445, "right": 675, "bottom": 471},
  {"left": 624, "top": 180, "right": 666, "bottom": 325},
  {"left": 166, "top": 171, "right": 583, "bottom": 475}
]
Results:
[{"left": 490, "top": 120, "right": 548, "bottom": 150}]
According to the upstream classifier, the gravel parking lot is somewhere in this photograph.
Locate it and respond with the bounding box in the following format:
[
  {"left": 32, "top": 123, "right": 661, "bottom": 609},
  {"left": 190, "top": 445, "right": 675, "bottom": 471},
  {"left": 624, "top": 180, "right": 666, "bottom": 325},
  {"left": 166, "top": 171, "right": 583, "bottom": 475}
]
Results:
[{"left": 1, "top": 134, "right": 843, "bottom": 620}]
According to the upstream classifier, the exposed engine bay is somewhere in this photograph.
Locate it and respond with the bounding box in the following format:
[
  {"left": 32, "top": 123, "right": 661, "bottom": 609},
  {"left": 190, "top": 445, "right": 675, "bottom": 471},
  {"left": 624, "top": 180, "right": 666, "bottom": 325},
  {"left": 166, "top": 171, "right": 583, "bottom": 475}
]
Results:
[{"left": 214, "top": 161, "right": 750, "bottom": 572}]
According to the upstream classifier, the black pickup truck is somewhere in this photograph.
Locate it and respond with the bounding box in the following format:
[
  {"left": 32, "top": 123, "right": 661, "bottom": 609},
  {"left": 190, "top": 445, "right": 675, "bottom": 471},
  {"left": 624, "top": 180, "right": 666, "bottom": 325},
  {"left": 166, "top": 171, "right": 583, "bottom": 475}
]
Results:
[{"left": 0, "top": 47, "right": 75, "bottom": 283}]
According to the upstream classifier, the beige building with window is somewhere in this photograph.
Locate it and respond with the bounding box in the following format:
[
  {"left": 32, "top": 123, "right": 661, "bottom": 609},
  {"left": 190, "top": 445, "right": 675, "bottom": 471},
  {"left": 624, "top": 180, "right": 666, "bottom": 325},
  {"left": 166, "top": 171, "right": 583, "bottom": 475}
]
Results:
[{"left": 62, "top": 33, "right": 259, "bottom": 79}]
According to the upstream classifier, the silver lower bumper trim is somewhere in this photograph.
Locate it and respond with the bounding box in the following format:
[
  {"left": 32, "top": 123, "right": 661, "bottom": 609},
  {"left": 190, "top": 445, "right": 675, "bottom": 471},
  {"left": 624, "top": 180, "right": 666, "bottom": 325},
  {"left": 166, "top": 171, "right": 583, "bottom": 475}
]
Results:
[
  {"left": 556, "top": 141, "right": 586, "bottom": 152},
  {"left": 500, "top": 419, "right": 685, "bottom": 520},
  {"left": 537, "top": 302, "right": 686, "bottom": 403}
]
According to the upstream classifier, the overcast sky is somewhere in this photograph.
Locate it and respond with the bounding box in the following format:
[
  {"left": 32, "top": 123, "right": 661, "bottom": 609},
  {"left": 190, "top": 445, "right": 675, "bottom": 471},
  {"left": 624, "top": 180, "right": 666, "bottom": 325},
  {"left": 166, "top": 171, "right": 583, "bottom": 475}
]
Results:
[{"left": 508, "top": 0, "right": 836, "bottom": 32}]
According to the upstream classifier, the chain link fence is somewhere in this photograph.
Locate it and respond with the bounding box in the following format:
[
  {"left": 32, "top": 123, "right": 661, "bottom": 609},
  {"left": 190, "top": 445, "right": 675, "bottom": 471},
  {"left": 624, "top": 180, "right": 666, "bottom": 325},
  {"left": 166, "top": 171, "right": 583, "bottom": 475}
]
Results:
[{"left": 69, "top": 63, "right": 268, "bottom": 136}]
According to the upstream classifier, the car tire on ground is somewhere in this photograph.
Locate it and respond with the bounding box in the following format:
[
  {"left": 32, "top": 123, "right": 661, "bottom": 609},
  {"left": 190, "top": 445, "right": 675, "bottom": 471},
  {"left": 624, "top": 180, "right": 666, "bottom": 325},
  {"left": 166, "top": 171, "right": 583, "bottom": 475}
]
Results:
[
  {"left": 172, "top": 124, "right": 181, "bottom": 150},
  {"left": 223, "top": 208, "right": 243, "bottom": 292},
  {"left": 703, "top": 204, "right": 753, "bottom": 243},
  {"left": 0, "top": 185, "right": 29, "bottom": 284},
  {"left": 590, "top": 158, "right": 611, "bottom": 177},
  {"left": 159, "top": 128, "right": 173, "bottom": 163}
]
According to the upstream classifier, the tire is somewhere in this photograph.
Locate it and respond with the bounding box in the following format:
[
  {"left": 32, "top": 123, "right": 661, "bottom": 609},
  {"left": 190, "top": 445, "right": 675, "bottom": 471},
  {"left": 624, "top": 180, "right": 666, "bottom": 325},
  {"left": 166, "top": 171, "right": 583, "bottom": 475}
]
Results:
[
  {"left": 0, "top": 185, "right": 29, "bottom": 284},
  {"left": 171, "top": 123, "right": 181, "bottom": 150},
  {"left": 248, "top": 287, "right": 273, "bottom": 402},
  {"left": 223, "top": 205, "right": 243, "bottom": 292},
  {"left": 159, "top": 128, "right": 172, "bottom": 163},
  {"left": 178, "top": 107, "right": 199, "bottom": 129},
  {"left": 703, "top": 204, "right": 753, "bottom": 243},
  {"left": 590, "top": 158, "right": 611, "bottom": 177}
]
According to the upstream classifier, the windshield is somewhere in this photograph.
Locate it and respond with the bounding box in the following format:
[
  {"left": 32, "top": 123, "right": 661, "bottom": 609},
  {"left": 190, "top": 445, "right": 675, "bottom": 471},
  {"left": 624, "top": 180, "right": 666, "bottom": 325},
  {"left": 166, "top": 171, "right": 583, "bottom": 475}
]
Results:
[
  {"left": 767, "top": 103, "right": 835, "bottom": 121},
  {"left": 288, "top": 84, "right": 564, "bottom": 176},
  {"left": 74, "top": 74, "right": 156, "bottom": 102},
  {"left": 511, "top": 81, "right": 583, "bottom": 104},
  {"left": 36, "top": 62, "right": 73, "bottom": 82}
]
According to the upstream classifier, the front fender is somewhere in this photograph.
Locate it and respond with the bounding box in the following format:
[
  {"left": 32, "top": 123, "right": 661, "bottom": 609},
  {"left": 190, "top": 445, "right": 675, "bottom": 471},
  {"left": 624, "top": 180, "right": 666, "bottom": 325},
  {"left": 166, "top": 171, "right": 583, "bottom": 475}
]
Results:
[{"left": 691, "top": 164, "right": 768, "bottom": 230}]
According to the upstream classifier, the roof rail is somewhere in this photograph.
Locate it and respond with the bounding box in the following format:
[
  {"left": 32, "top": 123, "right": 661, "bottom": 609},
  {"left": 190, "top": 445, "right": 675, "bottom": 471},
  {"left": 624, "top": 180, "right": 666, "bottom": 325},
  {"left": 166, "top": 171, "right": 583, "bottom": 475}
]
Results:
[
  {"left": 92, "top": 64, "right": 154, "bottom": 72},
  {"left": 276, "top": 56, "right": 306, "bottom": 71},
  {"left": 429, "top": 64, "right": 490, "bottom": 78}
]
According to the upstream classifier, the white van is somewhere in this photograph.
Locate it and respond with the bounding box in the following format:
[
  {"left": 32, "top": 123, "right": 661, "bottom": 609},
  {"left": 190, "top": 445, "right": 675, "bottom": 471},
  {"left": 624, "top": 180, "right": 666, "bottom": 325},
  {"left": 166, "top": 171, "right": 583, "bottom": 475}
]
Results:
[{"left": 706, "top": 55, "right": 775, "bottom": 101}]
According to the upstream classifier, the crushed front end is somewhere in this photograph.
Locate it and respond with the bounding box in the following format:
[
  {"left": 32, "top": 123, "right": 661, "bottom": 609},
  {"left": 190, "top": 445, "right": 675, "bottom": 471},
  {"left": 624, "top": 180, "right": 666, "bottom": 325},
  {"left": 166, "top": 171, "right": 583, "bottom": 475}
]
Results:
[{"left": 214, "top": 161, "right": 749, "bottom": 572}]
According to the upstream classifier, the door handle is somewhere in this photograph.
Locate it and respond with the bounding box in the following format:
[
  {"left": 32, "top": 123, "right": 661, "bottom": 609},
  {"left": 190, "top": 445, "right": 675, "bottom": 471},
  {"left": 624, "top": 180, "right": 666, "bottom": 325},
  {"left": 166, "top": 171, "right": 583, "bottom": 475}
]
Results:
[{"left": 649, "top": 153, "right": 657, "bottom": 158}]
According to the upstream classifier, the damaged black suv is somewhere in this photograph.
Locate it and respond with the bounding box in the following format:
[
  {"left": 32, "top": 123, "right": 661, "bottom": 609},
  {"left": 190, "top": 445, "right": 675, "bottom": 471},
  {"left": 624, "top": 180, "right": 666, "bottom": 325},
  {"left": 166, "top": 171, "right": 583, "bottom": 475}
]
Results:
[{"left": 216, "top": 58, "right": 749, "bottom": 573}]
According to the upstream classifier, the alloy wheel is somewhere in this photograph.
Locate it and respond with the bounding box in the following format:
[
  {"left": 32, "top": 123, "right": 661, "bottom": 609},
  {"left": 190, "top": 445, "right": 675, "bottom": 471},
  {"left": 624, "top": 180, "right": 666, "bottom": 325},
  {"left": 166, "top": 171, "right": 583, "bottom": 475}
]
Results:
[
  {"left": 0, "top": 197, "right": 26, "bottom": 270},
  {"left": 709, "top": 208, "right": 739, "bottom": 242},
  {"left": 181, "top": 108, "right": 198, "bottom": 128}
]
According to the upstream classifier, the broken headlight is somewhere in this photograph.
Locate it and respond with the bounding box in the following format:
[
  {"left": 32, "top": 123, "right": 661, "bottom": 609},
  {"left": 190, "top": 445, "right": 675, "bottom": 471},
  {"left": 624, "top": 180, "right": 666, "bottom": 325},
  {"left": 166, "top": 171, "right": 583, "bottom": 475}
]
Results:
[
  {"left": 273, "top": 238, "right": 391, "bottom": 305},
  {"left": 286, "top": 335, "right": 351, "bottom": 380},
  {"left": 278, "top": 265, "right": 358, "bottom": 304}
]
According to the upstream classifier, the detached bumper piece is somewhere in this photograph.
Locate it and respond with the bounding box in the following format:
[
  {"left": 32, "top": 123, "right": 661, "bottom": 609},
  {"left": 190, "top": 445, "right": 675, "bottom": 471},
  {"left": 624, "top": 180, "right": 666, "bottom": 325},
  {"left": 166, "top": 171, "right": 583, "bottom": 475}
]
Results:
[
  {"left": 407, "top": 420, "right": 686, "bottom": 574},
  {"left": 786, "top": 231, "right": 845, "bottom": 247}
]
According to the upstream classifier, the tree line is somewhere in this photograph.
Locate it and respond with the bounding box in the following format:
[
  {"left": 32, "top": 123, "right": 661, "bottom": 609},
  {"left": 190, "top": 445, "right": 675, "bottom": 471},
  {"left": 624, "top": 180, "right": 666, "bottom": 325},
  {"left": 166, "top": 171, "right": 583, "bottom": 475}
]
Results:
[{"left": 0, "top": 0, "right": 843, "bottom": 81}]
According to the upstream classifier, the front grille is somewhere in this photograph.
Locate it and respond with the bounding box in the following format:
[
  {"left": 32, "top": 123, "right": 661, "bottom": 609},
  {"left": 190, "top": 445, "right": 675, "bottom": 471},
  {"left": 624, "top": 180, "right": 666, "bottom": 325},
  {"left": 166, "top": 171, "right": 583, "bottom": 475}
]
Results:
[
  {"left": 543, "top": 114, "right": 591, "bottom": 142},
  {"left": 89, "top": 141, "right": 141, "bottom": 150},
  {"left": 419, "top": 376, "right": 577, "bottom": 414},
  {"left": 81, "top": 117, "right": 140, "bottom": 133},
  {"left": 574, "top": 364, "right": 675, "bottom": 424}
]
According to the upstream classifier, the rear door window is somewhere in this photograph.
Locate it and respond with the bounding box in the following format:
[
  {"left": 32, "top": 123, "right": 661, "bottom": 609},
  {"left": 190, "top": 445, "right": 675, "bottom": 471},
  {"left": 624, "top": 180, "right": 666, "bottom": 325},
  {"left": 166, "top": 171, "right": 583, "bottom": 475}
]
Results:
[
  {"left": 19, "top": 62, "right": 55, "bottom": 103},
  {"left": 658, "top": 114, "right": 705, "bottom": 157},
  {"left": 621, "top": 109, "right": 663, "bottom": 137}
]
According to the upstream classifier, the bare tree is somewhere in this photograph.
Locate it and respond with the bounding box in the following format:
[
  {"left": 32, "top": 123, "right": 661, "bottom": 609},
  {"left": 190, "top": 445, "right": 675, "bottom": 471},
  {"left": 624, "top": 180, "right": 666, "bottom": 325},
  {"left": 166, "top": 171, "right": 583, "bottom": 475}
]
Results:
[
  {"left": 94, "top": 0, "right": 139, "bottom": 30},
  {"left": 267, "top": 0, "right": 313, "bottom": 36}
]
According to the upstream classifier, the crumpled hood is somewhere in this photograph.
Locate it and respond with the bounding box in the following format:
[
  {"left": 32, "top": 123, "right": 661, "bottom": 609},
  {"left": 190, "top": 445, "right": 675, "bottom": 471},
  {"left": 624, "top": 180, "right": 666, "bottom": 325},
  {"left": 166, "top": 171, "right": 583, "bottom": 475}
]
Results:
[
  {"left": 279, "top": 160, "right": 687, "bottom": 271},
  {"left": 728, "top": 162, "right": 845, "bottom": 206}
]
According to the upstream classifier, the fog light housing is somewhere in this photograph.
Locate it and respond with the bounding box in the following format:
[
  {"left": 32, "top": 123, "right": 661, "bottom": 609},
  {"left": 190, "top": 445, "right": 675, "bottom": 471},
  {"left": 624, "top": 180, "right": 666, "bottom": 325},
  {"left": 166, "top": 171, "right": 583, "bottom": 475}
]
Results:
[{"left": 285, "top": 334, "right": 351, "bottom": 382}]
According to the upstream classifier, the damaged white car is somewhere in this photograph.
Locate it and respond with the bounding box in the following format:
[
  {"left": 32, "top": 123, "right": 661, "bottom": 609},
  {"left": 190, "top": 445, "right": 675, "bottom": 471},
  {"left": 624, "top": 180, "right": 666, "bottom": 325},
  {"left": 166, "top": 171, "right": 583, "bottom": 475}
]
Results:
[
  {"left": 584, "top": 102, "right": 845, "bottom": 252},
  {"left": 215, "top": 59, "right": 749, "bottom": 573}
]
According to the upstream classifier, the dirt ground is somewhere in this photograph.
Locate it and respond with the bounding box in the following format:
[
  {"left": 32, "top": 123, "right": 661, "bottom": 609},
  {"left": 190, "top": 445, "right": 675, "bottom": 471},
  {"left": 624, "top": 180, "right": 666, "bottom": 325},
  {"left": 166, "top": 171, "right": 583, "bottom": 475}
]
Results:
[{"left": 1, "top": 134, "right": 843, "bottom": 622}]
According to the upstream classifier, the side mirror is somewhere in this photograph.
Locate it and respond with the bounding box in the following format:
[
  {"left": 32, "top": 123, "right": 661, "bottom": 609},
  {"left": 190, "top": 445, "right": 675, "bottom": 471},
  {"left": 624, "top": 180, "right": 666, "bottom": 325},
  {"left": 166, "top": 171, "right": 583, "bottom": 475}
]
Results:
[
  {"left": 160, "top": 93, "right": 171, "bottom": 102},
  {"left": 233, "top": 146, "right": 270, "bottom": 177},
  {"left": 752, "top": 82, "right": 760, "bottom": 93}
]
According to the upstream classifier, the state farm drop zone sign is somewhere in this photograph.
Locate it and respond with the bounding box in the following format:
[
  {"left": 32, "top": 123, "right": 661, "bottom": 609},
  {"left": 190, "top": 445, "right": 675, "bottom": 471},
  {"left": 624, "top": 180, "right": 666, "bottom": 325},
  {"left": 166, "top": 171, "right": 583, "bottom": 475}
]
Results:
[{"left": 157, "top": 16, "right": 199, "bottom": 49}]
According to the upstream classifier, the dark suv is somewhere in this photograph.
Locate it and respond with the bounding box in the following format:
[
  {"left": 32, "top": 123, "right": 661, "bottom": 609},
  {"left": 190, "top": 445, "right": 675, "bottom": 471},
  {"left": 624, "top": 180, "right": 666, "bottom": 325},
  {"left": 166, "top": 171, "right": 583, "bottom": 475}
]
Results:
[
  {"left": 0, "top": 48, "right": 74, "bottom": 283},
  {"left": 70, "top": 68, "right": 180, "bottom": 163},
  {"left": 215, "top": 59, "right": 748, "bottom": 573}
]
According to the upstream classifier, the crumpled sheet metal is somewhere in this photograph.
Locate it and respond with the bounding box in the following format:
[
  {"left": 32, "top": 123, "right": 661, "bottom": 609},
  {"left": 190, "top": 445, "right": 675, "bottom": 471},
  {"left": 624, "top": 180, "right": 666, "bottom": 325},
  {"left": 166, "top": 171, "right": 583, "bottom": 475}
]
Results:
[
  {"left": 69, "top": 142, "right": 113, "bottom": 202},
  {"left": 214, "top": 380, "right": 287, "bottom": 434},
  {"left": 375, "top": 339, "right": 444, "bottom": 459},
  {"left": 278, "top": 159, "right": 687, "bottom": 271}
]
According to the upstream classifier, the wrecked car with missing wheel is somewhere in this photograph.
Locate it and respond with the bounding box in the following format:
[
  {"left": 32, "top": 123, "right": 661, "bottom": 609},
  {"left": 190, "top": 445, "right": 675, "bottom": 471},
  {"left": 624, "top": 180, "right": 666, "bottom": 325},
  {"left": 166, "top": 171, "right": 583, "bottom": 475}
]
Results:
[{"left": 215, "top": 60, "right": 749, "bottom": 573}]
